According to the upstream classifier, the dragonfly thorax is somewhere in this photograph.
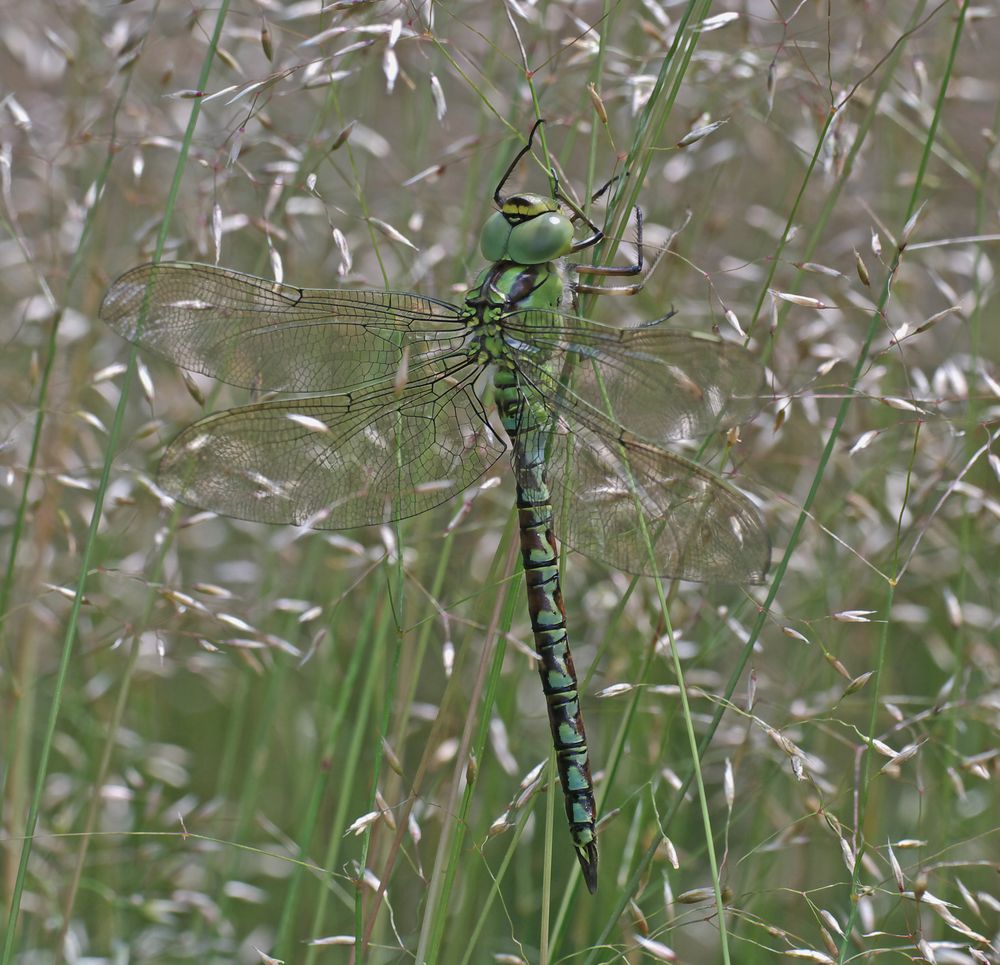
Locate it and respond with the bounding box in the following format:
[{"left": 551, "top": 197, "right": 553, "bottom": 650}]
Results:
[
  {"left": 461, "top": 258, "right": 567, "bottom": 371},
  {"left": 465, "top": 259, "right": 567, "bottom": 323}
]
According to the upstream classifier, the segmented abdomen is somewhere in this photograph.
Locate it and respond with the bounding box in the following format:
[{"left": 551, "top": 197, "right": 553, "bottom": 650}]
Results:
[{"left": 495, "top": 367, "right": 599, "bottom": 893}]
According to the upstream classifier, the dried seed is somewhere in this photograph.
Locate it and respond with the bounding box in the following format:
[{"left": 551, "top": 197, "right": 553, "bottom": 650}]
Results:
[{"left": 260, "top": 18, "right": 273, "bottom": 61}]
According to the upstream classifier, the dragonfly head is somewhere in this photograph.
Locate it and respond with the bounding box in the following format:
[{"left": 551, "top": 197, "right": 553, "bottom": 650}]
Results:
[{"left": 480, "top": 192, "right": 574, "bottom": 265}]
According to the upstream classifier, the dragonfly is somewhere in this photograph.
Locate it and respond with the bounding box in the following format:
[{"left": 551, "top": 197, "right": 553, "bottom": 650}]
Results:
[{"left": 101, "top": 121, "right": 770, "bottom": 893}]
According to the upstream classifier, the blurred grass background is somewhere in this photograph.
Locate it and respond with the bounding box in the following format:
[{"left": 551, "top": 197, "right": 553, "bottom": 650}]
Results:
[{"left": 2, "top": 0, "right": 999, "bottom": 962}]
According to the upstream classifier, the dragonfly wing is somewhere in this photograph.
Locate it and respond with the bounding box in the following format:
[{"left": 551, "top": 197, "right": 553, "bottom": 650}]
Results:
[
  {"left": 158, "top": 361, "right": 504, "bottom": 528},
  {"left": 101, "top": 262, "right": 468, "bottom": 392},
  {"left": 532, "top": 408, "right": 770, "bottom": 584},
  {"left": 504, "top": 310, "right": 764, "bottom": 445}
]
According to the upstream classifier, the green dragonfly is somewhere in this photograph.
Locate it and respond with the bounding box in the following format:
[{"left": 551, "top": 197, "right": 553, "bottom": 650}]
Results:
[{"left": 101, "top": 122, "right": 769, "bottom": 893}]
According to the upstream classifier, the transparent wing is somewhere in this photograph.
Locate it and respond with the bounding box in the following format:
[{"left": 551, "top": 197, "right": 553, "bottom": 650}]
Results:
[
  {"left": 503, "top": 309, "right": 770, "bottom": 581},
  {"left": 158, "top": 359, "right": 505, "bottom": 528},
  {"left": 503, "top": 310, "right": 764, "bottom": 446},
  {"left": 519, "top": 412, "right": 769, "bottom": 582},
  {"left": 100, "top": 262, "right": 469, "bottom": 392}
]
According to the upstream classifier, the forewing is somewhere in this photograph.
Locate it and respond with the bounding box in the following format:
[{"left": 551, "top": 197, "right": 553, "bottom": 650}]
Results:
[
  {"left": 529, "top": 411, "right": 770, "bottom": 583},
  {"left": 158, "top": 361, "right": 504, "bottom": 528},
  {"left": 504, "top": 310, "right": 764, "bottom": 444},
  {"left": 101, "top": 262, "right": 468, "bottom": 392}
]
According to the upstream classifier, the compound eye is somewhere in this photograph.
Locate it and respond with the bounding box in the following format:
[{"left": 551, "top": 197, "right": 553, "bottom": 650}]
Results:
[
  {"left": 480, "top": 210, "right": 512, "bottom": 261},
  {"left": 507, "top": 212, "right": 574, "bottom": 265}
]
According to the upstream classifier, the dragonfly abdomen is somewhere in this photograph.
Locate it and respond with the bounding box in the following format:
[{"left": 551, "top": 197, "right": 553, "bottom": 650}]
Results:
[
  {"left": 490, "top": 278, "right": 602, "bottom": 889},
  {"left": 497, "top": 353, "right": 600, "bottom": 891},
  {"left": 514, "top": 448, "right": 599, "bottom": 893}
]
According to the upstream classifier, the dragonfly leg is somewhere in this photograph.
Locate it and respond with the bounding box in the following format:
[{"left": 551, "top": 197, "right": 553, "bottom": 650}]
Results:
[
  {"left": 590, "top": 171, "right": 624, "bottom": 204},
  {"left": 494, "top": 118, "right": 547, "bottom": 206},
  {"left": 637, "top": 307, "right": 679, "bottom": 327},
  {"left": 544, "top": 172, "right": 605, "bottom": 254},
  {"left": 555, "top": 169, "right": 630, "bottom": 252},
  {"left": 574, "top": 279, "right": 644, "bottom": 296},
  {"left": 569, "top": 206, "right": 646, "bottom": 297},
  {"left": 569, "top": 206, "right": 643, "bottom": 275}
]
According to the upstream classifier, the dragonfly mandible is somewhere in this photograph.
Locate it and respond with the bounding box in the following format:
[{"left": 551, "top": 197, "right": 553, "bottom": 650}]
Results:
[{"left": 101, "top": 120, "right": 770, "bottom": 893}]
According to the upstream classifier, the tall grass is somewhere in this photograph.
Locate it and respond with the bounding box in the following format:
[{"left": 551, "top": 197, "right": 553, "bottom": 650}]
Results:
[{"left": 2, "top": 1, "right": 998, "bottom": 962}]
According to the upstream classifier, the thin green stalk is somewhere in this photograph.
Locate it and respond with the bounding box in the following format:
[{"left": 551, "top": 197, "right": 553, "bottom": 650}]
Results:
[
  {"left": 418, "top": 534, "right": 520, "bottom": 964},
  {"left": 356, "top": 307, "right": 413, "bottom": 955},
  {"left": 0, "top": 4, "right": 232, "bottom": 959},
  {"left": 355, "top": 556, "right": 407, "bottom": 958},
  {"left": 837, "top": 1, "right": 969, "bottom": 957},
  {"left": 723, "top": 1, "right": 933, "bottom": 948},
  {"left": 456, "top": 811, "right": 534, "bottom": 965},
  {"left": 588, "top": 0, "right": 713, "bottom": 289},
  {"left": 0, "top": 30, "right": 143, "bottom": 934},
  {"left": 54, "top": 631, "right": 143, "bottom": 955},
  {"left": 625, "top": 467, "right": 733, "bottom": 962},
  {"left": 354, "top": 533, "right": 470, "bottom": 944},
  {"left": 659, "top": 604, "right": 733, "bottom": 959},
  {"left": 355, "top": 533, "right": 459, "bottom": 952},
  {"left": 580, "top": 11, "right": 946, "bottom": 962},
  {"left": 273, "top": 607, "right": 365, "bottom": 956},
  {"left": 550, "top": 602, "right": 658, "bottom": 941},
  {"left": 539, "top": 750, "right": 556, "bottom": 965},
  {"left": 749, "top": 1, "right": 939, "bottom": 351},
  {"left": 303, "top": 586, "right": 385, "bottom": 965}
]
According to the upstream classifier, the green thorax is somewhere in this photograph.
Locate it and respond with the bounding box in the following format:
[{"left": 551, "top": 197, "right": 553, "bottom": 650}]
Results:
[
  {"left": 464, "top": 261, "right": 562, "bottom": 442},
  {"left": 463, "top": 190, "right": 578, "bottom": 434},
  {"left": 467, "top": 259, "right": 566, "bottom": 318},
  {"left": 463, "top": 260, "right": 564, "bottom": 405}
]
